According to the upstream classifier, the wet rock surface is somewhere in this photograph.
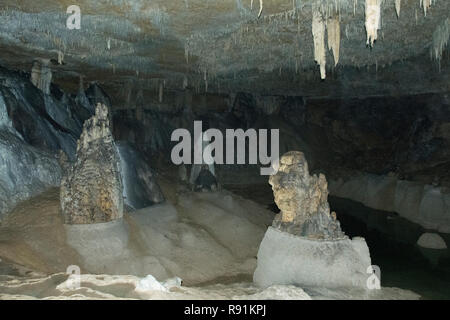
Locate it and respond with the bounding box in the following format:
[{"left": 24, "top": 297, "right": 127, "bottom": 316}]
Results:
[{"left": 60, "top": 103, "right": 123, "bottom": 224}]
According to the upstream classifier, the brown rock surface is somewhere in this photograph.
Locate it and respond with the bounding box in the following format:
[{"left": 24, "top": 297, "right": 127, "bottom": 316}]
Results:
[{"left": 269, "top": 151, "right": 345, "bottom": 239}]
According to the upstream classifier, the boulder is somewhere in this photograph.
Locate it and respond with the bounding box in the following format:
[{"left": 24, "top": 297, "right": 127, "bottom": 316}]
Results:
[
  {"left": 417, "top": 233, "right": 447, "bottom": 250},
  {"left": 60, "top": 103, "right": 123, "bottom": 224}
]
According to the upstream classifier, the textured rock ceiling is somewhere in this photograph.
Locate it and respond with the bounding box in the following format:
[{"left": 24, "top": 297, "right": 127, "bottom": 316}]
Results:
[{"left": 0, "top": 0, "right": 448, "bottom": 98}]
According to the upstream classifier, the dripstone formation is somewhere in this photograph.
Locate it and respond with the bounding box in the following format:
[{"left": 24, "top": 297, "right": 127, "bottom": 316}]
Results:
[
  {"left": 269, "top": 151, "right": 345, "bottom": 240},
  {"left": 60, "top": 103, "right": 123, "bottom": 224},
  {"left": 254, "top": 151, "right": 372, "bottom": 289}
]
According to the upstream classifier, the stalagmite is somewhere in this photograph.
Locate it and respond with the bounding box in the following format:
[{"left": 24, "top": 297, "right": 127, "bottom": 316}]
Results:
[
  {"left": 365, "top": 0, "right": 382, "bottom": 47},
  {"left": 327, "top": 17, "right": 340, "bottom": 67},
  {"left": 254, "top": 151, "right": 372, "bottom": 289},
  {"left": 312, "top": 10, "right": 326, "bottom": 79},
  {"left": 395, "top": 0, "right": 401, "bottom": 18},
  {"left": 60, "top": 104, "right": 123, "bottom": 224}
]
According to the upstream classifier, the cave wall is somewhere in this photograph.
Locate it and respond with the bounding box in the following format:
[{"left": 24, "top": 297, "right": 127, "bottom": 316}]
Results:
[{"left": 110, "top": 89, "right": 450, "bottom": 187}]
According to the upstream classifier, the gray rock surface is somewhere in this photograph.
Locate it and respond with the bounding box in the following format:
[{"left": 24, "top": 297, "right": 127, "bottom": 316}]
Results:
[
  {"left": 60, "top": 103, "right": 123, "bottom": 224},
  {"left": 0, "top": 77, "right": 61, "bottom": 217},
  {"left": 0, "top": 130, "right": 61, "bottom": 218}
]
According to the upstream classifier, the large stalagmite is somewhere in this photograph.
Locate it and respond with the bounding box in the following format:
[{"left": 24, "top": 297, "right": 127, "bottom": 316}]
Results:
[
  {"left": 60, "top": 103, "right": 123, "bottom": 224},
  {"left": 254, "top": 151, "right": 372, "bottom": 289}
]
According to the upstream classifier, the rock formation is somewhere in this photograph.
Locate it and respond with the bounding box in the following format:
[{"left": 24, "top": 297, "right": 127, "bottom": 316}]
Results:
[
  {"left": 269, "top": 151, "right": 345, "bottom": 240},
  {"left": 254, "top": 151, "right": 372, "bottom": 289},
  {"left": 116, "top": 141, "right": 165, "bottom": 210},
  {"left": 60, "top": 103, "right": 123, "bottom": 224}
]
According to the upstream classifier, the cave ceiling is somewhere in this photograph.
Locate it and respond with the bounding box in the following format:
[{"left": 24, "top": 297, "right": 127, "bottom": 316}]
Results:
[{"left": 0, "top": 0, "right": 448, "bottom": 99}]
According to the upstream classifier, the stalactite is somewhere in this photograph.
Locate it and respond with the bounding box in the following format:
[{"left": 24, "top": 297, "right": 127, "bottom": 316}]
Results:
[
  {"left": 327, "top": 17, "right": 340, "bottom": 67},
  {"left": 432, "top": 18, "right": 449, "bottom": 64},
  {"left": 420, "top": 0, "right": 435, "bottom": 17},
  {"left": 312, "top": 9, "right": 326, "bottom": 79},
  {"left": 365, "top": 0, "right": 382, "bottom": 47},
  {"left": 395, "top": 0, "right": 401, "bottom": 18}
]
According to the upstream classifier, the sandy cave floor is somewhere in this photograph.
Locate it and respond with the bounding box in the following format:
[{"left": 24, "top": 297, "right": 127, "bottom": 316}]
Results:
[{"left": 0, "top": 177, "right": 420, "bottom": 300}]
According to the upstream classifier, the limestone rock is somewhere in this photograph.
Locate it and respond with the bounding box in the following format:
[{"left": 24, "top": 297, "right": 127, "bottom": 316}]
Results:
[
  {"left": 417, "top": 233, "right": 447, "bottom": 250},
  {"left": 60, "top": 103, "right": 123, "bottom": 224},
  {"left": 269, "top": 151, "right": 345, "bottom": 240}
]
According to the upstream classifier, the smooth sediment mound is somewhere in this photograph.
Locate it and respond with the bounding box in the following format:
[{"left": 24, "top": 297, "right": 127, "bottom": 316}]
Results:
[
  {"left": 0, "top": 188, "right": 273, "bottom": 285},
  {"left": 254, "top": 227, "right": 371, "bottom": 289}
]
